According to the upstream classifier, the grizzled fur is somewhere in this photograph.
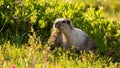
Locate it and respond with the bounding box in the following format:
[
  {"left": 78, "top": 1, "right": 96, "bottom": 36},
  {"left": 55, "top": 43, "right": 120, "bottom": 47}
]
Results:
[{"left": 50, "top": 18, "right": 97, "bottom": 52}]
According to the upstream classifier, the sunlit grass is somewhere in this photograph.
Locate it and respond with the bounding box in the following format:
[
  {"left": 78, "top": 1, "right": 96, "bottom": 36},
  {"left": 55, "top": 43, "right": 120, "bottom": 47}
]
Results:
[
  {"left": 0, "top": 41, "right": 120, "bottom": 68},
  {"left": 0, "top": 0, "right": 120, "bottom": 68}
]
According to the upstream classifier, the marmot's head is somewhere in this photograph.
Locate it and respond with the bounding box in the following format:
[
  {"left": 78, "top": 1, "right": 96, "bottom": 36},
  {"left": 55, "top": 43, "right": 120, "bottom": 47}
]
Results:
[{"left": 53, "top": 18, "right": 73, "bottom": 32}]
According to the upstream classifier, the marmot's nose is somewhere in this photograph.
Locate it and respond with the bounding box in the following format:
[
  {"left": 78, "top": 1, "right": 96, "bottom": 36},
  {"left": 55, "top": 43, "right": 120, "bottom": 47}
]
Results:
[{"left": 55, "top": 23, "right": 60, "bottom": 28}]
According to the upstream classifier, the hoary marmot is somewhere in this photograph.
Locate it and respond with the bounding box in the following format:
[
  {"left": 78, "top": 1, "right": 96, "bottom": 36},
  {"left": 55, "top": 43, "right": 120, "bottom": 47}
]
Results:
[{"left": 50, "top": 18, "right": 97, "bottom": 52}]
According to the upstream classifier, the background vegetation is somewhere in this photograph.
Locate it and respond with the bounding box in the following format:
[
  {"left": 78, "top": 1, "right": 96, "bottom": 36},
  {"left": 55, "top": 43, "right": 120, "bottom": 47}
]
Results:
[{"left": 0, "top": 0, "right": 120, "bottom": 68}]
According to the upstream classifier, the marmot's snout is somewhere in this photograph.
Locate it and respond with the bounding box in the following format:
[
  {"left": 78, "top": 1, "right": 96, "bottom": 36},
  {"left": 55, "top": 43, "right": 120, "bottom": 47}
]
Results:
[{"left": 55, "top": 22, "right": 60, "bottom": 29}]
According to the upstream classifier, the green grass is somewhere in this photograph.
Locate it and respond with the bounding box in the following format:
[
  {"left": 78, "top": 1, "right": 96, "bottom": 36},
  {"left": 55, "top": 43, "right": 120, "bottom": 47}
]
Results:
[
  {"left": 0, "top": 41, "right": 120, "bottom": 68},
  {"left": 0, "top": 0, "right": 120, "bottom": 68},
  {"left": 0, "top": 30, "right": 120, "bottom": 68}
]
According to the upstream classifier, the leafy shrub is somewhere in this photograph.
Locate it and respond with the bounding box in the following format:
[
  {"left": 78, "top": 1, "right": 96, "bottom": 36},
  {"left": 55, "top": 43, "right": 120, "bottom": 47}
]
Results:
[
  {"left": 1, "top": 0, "right": 120, "bottom": 52},
  {"left": 0, "top": 0, "right": 120, "bottom": 67}
]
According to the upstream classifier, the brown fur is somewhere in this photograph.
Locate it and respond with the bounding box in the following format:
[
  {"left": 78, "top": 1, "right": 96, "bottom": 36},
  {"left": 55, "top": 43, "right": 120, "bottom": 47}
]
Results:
[
  {"left": 83, "top": 36, "right": 97, "bottom": 52},
  {"left": 51, "top": 29, "right": 63, "bottom": 47}
]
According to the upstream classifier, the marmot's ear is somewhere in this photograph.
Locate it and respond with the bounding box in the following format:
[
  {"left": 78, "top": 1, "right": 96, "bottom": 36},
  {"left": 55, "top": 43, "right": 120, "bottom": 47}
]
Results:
[{"left": 66, "top": 20, "right": 73, "bottom": 29}]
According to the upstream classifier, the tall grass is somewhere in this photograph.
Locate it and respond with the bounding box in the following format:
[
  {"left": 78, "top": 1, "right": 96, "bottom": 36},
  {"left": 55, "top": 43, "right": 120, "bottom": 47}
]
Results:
[{"left": 0, "top": 37, "right": 120, "bottom": 68}]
